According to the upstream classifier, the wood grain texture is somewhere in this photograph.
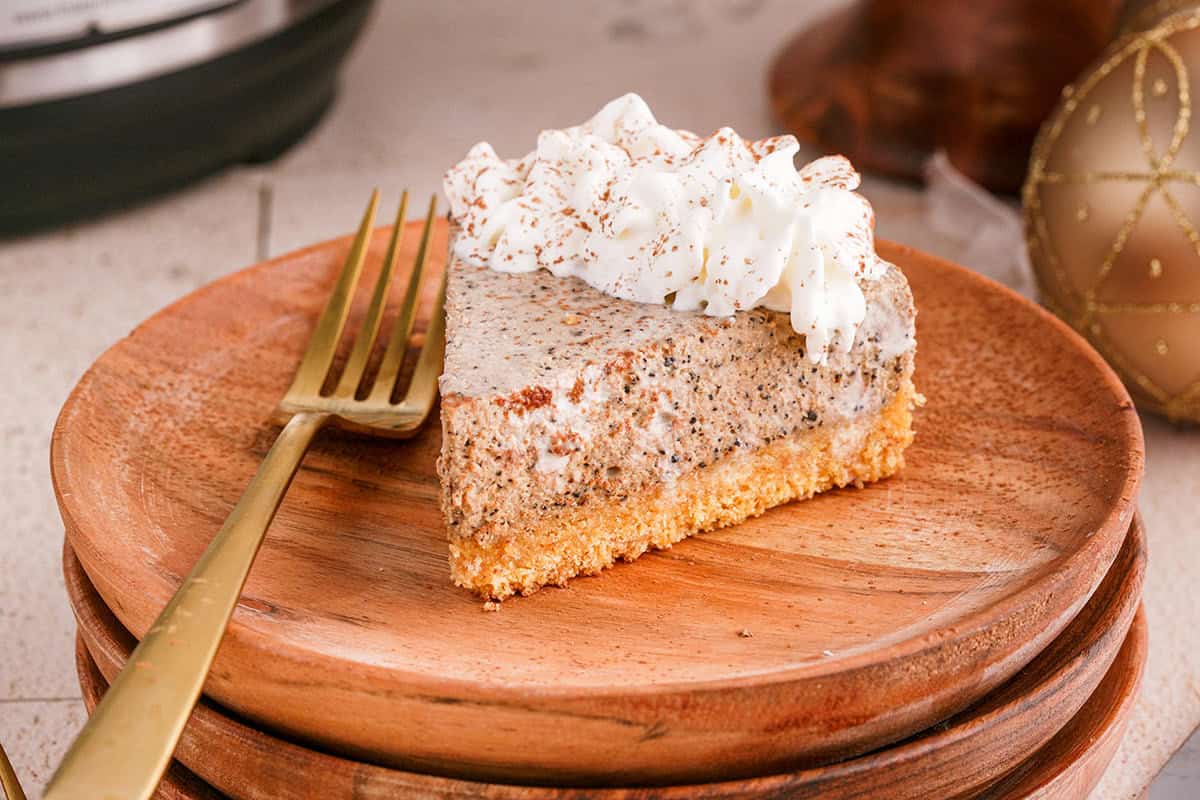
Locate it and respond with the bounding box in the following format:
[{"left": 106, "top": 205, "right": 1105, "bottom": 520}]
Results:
[
  {"left": 767, "top": 0, "right": 1122, "bottom": 194},
  {"left": 979, "top": 609, "right": 1148, "bottom": 799},
  {"left": 51, "top": 224, "right": 1144, "bottom": 784},
  {"left": 65, "top": 516, "right": 1144, "bottom": 800},
  {"left": 73, "top": 619, "right": 1148, "bottom": 800}
]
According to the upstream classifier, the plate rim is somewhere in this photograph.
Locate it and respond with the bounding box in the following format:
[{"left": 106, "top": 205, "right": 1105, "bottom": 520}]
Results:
[{"left": 73, "top": 615, "right": 1148, "bottom": 800}]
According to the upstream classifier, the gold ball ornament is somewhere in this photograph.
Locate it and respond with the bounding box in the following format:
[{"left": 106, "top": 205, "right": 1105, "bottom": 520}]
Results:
[{"left": 1024, "top": 9, "right": 1200, "bottom": 423}]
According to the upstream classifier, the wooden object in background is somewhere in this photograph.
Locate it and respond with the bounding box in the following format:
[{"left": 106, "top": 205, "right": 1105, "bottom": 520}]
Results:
[
  {"left": 66, "top": 515, "right": 1145, "bottom": 800},
  {"left": 768, "top": 0, "right": 1123, "bottom": 194},
  {"left": 52, "top": 226, "right": 1143, "bottom": 785}
]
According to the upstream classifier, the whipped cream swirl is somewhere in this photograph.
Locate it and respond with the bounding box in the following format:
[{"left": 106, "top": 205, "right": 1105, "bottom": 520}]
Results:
[{"left": 443, "top": 94, "right": 886, "bottom": 362}]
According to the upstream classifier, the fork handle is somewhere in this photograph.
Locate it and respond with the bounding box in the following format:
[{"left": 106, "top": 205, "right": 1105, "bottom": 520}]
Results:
[
  {"left": 0, "top": 738, "right": 26, "bottom": 800},
  {"left": 45, "top": 411, "right": 330, "bottom": 800}
]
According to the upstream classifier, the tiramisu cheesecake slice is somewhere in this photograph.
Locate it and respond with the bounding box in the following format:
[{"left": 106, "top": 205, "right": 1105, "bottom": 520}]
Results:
[{"left": 440, "top": 95, "right": 917, "bottom": 599}]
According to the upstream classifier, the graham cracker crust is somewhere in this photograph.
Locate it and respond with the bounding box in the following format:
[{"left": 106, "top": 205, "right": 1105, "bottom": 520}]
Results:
[{"left": 450, "top": 382, "right": 917, "bottom": 600}]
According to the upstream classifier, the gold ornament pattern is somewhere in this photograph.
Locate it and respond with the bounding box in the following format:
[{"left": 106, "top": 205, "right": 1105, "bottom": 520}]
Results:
[{"left": 1024, "top": 10, "right": 1200, "bottom": 423}]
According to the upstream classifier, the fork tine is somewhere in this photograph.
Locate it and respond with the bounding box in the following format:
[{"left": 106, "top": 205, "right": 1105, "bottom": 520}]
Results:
[
  {"left": 367, "top": 195, "right": 438, "bottom": 403},
  {"left": 333, "top": 191, "right": 410, "bottom": 398},
  {"left": 396, "top": 267, "right": 447, "bottom": 425},
  {"left": 287, "top": 190, "right": 380, "bottom": 398}
]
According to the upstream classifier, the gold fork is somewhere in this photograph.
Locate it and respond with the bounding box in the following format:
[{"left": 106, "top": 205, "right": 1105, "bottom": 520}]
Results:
[
  {"left": 0, "top": 741, "right": 25, "bottom": 800},
  {"left": 44, "top": 191, "right": 446, "bottom": 800}
]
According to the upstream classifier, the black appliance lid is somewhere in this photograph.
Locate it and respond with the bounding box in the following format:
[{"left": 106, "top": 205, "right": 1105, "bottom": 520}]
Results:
[
  {"left": 0, "top": 0, "right": 339, "bottom": 108},
  {"left": 0, "top": 0, "right": 240, "bottom": 54}
]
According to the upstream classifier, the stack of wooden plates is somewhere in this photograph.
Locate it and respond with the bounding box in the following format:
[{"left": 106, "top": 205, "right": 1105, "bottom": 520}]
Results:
[{"left": 53, "top": 229, "right": 1147, "bottom": 799}]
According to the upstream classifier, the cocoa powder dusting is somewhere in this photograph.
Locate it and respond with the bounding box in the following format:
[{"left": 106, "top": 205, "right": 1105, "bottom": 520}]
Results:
[{"left": 494, "top": 385, "right": 553, "bottom": 415}]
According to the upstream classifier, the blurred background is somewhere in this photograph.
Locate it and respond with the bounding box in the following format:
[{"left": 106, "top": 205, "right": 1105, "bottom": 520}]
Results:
[{"left": 1, "top": 1, "right": 1198, "bottom": 798}]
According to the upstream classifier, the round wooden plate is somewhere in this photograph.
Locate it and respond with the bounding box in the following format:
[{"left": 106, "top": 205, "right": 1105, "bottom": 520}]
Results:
[
  {"left": 52, "top": 224, "right": 1144, "bottom": 784},
  {"left": 977, "top": 618, "right": 1147, "bottom": 800},
  {"left": 69, "top": 539, "right": 1146, "bottom": 800},
  {"left": 73, "top": 616, "right": 1148, "bottom": 800},
  {"left": 64, "top": 515, "right": 1145, "bottom": 799}
]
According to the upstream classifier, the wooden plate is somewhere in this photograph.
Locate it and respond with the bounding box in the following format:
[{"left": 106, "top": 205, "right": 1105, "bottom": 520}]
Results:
[
  {"left": 70, "top": 532, "right": 1147, "bottom": 800},
  {"left": 978, "top": 615, "right": 1147, "bottom": 800},
  {"left": 73, "top": 615, "right": 1148, "bottom": 800},
  {"left": 64, "top": 514, "right": 1144, "bottom": 800},
  {"left": 52, "top": 225, "right": 1144, "bottom": 784}
]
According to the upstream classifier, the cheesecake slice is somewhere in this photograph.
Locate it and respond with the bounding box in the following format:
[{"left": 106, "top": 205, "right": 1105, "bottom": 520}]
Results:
[
  {"left": 439, "top": 260, "right": 915, "bottom": 599},
  {"left": 439, "top": 95, "right": 917, "bottom": 599}
]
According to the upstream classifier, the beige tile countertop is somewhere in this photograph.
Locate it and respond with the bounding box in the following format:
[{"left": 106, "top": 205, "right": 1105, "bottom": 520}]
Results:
[{"left": 1, "top": 2, "right": 1198, "bottom": 798}]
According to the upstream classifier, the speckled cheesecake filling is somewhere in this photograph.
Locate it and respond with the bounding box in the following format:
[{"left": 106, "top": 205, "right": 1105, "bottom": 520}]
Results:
[
  {"left": 437, "top": 245, "right": 917, "bottom": 599},
  {"left": 449, "top": 381, "right": 916, "bottom": 599},
  {"left": 439, "top": 264, "right": 914, "bottom": 533}
]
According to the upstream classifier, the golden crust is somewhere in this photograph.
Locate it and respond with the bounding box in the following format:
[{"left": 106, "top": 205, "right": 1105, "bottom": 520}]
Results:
[{"left": 449, "top": 382, "right": 917, "bottom": 599}]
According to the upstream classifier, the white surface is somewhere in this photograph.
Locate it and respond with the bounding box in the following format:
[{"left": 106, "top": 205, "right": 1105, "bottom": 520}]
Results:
[
  {"left": 0, "top": 2, "right": 1197, "bottom": 797},
  {"left": 1150, "top": 728, "right": 1200, "bottom": 800}
]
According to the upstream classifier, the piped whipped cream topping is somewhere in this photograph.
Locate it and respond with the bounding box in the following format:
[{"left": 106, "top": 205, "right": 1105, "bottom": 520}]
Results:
[{"left": 443, "top": 93, "right": 886, "bottom": 362}]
